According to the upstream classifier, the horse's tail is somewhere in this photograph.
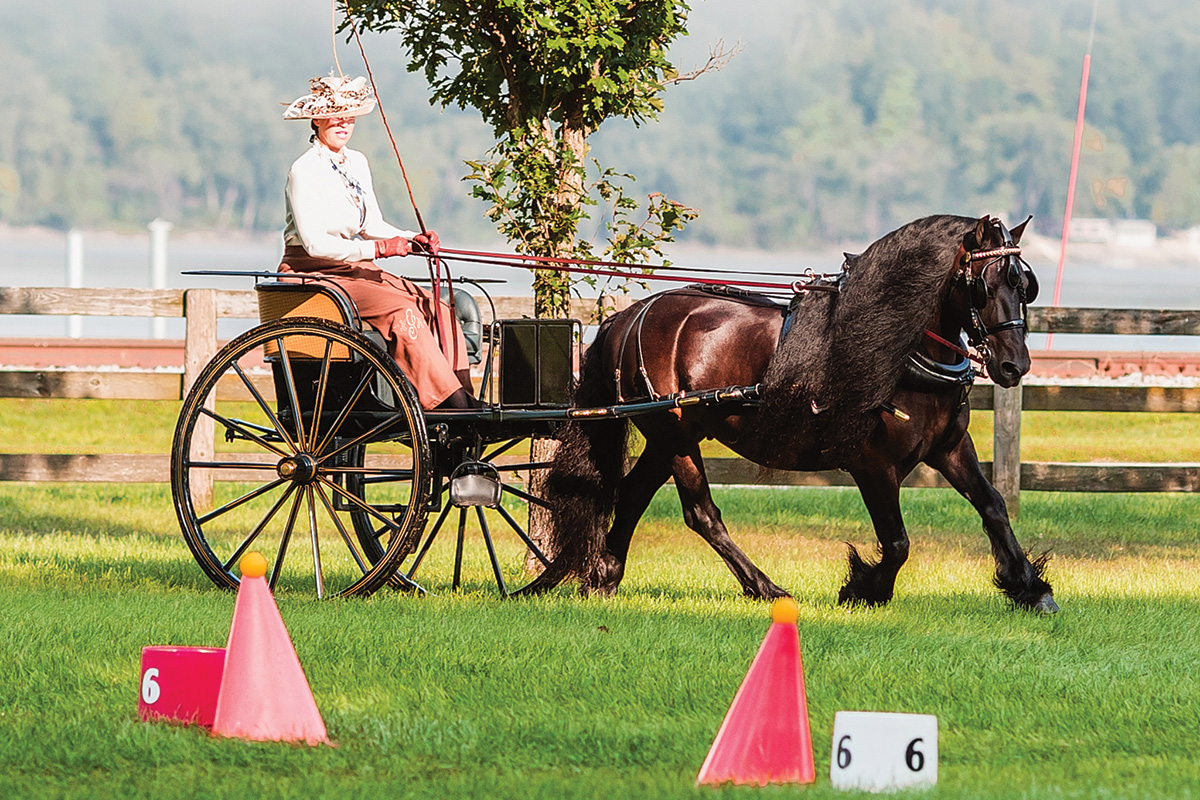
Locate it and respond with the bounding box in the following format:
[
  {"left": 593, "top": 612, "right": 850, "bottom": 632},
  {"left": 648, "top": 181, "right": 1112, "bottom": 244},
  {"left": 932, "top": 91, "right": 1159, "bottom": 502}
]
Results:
[{"left": 517, "top": 317, "right": 629, "bottom": 595}]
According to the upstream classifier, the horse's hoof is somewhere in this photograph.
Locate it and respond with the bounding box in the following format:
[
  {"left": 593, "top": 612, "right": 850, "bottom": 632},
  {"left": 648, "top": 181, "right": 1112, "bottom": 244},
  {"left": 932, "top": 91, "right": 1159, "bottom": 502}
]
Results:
[
  {"left": 745, "top": 584, "right": 790, "bottom": 600},
  {"left": 836, "top": 593, "right": 890, "bottom": 610},
  {"left": 1033, "top": 593, "right": 1059, "bottom": 614}
]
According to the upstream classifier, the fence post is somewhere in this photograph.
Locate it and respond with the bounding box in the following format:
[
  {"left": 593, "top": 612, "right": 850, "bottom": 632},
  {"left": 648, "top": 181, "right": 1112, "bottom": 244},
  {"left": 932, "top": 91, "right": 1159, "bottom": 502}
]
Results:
[
  {"left": 66, "top": 229, "right": 84, "bottom": 338},
  {"left": 149, "top": 218, "right": 173, "bottom": 339},
  {"left": 992, "top": 384, "right": 1023, "bottom": 518},
  {"left": 184, "top": 289, "right": 218, "bottom": 506}
]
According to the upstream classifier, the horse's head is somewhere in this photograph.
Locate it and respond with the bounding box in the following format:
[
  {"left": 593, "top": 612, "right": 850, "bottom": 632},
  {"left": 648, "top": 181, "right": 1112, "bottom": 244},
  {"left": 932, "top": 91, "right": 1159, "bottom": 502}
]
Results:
[{"left": 951, "top": 215, "right": 1039, "bottom": 388}]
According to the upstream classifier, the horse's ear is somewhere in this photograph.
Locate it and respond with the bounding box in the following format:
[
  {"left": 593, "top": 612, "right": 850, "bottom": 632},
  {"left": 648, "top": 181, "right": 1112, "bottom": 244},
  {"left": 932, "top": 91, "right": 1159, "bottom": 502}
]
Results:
[
  {"left": 968, "top": 216, "right": 991, "bottom": 249},
  {"left": 1010, "top": 215, "right": 1033, "bottom": 244}
]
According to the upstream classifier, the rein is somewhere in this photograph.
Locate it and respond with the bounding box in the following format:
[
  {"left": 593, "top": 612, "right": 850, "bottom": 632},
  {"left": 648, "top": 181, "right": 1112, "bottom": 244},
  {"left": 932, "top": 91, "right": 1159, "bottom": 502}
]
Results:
[
  {"left": 923, "top": 329, "right": 986, "bottom": 365},
  {"left": 434, "top": 247, "right": 841, "bottom": 294}
]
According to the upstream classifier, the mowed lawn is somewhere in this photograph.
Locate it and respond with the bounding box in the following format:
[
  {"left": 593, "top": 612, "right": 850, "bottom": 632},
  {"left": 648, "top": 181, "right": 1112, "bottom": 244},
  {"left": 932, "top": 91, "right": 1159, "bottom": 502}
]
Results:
[{"left": 1, "top": 398, "right": 1199, "bottom": 799}]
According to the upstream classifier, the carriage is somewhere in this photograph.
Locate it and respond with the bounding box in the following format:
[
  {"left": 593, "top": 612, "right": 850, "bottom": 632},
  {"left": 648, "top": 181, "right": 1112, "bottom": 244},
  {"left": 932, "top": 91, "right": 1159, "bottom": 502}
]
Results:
[
  {"left": 170, "top": 271, "right": 759, "bottom": 598},
  {"left": 172, "top": 214, "right": 1057, "bottom": 612}
]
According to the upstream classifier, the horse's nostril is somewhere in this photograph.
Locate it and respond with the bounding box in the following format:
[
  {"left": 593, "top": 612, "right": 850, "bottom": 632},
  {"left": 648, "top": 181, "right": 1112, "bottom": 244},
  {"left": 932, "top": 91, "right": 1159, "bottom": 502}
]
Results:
[{"left": 999, "top": 363, "right": 1022, "bottom": 384}]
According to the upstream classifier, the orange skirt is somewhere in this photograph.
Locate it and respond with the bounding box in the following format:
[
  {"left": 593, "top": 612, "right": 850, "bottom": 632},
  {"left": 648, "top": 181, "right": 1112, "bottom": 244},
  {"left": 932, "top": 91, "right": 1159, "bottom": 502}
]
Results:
[{"left": 279, "top": 246, "right": 469, "bottom": 409}]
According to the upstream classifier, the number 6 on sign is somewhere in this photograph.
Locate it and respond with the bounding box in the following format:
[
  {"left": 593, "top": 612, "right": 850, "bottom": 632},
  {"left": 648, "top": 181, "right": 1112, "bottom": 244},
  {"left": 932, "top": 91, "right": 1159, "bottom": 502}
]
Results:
[{"left": 830, "top": 711, "right": 938, "bottom": 792}]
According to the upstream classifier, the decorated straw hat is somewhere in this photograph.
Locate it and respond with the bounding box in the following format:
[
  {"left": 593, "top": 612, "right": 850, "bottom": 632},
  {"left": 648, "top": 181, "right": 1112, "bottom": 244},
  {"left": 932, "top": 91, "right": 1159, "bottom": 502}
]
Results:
[{"left": 282, "top": 74, "right": 377, "bottom": 120}]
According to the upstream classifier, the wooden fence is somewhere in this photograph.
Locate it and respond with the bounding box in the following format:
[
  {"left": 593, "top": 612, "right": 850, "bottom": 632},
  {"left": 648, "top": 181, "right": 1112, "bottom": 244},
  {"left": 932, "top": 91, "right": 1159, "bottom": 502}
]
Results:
[{"left": 2, "top": 286, "right": 1198, "bottom": 515}]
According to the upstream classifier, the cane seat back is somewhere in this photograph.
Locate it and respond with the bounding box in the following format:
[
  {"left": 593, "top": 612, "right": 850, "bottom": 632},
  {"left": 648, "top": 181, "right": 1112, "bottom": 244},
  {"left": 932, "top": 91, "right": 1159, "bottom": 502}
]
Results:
[{"left": 256, "top": 281, "right": 366, "bottom": 360}]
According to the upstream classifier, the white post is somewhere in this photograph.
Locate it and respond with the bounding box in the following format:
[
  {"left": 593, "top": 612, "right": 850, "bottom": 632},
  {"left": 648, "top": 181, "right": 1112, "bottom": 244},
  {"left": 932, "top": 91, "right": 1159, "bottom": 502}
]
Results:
[
  {"left": 148, "top": 218, "right": 173, "bottom": 338},
  {"left": 66, "top": 229, "right": 84, "bottom": 338}
]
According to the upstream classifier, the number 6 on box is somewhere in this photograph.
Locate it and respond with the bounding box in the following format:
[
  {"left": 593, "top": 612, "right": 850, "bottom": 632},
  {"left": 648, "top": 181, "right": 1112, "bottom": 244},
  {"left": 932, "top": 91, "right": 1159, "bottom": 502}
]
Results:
[{"left": 830, "top": 711, "right": 938, "bottom": 792}]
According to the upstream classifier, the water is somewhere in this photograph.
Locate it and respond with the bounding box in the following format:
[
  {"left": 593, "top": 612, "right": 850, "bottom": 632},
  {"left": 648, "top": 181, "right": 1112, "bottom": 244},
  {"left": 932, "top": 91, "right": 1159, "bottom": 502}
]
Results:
[{"left": 2, "top": 228, "right": 1199, "bottom": 350}]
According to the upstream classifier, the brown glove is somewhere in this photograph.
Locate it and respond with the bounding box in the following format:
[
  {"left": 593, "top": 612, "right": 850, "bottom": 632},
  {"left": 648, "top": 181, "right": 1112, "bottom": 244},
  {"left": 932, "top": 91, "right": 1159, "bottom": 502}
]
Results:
[
  {"left": 411, "top": 230, "right": 441, "bottom": 255},
  {"left": 375, "top": 237, "right": 411, "bottom": 259}
]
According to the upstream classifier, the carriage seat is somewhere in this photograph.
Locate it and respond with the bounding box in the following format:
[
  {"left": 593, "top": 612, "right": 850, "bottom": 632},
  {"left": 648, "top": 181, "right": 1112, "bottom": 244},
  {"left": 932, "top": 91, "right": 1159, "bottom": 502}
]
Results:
[{"left": 255, "top": 280, "right": 483, "bottom": 364}]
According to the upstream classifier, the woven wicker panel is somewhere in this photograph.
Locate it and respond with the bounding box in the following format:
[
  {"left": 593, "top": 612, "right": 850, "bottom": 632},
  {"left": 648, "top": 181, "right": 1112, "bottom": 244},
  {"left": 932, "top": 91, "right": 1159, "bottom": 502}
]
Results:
[
  {"left": 258, "top": 289, "right": 348, "bottom": 323},
  {"left": 258, "top": 290, "right": 352, "bottom": 360}
]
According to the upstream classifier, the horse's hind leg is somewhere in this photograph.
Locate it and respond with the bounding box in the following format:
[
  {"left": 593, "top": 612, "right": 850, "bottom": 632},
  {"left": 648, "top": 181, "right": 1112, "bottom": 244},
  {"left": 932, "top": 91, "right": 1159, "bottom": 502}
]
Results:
[
  {"left": 608, "top": 442, "right": 674, "bottom": 562},
  {"left": 671, "top": 446, "right": 789, "bottom": 599},
  {"left": 587, "top": 442, "right": 675, "bottom": 595},
  {"left": 927, "top": 435, "right": 1057, "bottom": 613},
  {"left": 841, "top": 469, "right": 910, "bottom": 607}
]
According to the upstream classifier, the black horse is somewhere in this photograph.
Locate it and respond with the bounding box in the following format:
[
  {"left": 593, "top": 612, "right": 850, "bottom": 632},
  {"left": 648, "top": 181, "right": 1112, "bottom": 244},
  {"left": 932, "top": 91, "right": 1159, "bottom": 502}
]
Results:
[{"left": 528, "top": 214, "right": 1057, "bottom": 613}]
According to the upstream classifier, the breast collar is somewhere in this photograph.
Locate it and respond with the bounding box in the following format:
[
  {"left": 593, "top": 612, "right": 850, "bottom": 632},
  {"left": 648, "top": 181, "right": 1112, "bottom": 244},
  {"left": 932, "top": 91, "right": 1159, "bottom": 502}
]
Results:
[{"left": 901, "top": 332, "right": 977, "bottom": 392}]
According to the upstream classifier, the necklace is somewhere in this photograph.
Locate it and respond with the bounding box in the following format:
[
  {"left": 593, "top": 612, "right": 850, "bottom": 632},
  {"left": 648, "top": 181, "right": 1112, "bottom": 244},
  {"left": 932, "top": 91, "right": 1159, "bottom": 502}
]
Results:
[{"left": 321, "top": 147, "right": 366, "bottom": 227}]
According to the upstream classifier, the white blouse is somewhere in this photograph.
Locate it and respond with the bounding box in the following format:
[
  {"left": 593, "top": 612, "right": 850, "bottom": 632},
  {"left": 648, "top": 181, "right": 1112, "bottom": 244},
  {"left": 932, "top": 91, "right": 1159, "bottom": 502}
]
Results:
[{"left": 283, "top": 142, "right": 416, "bottom": 262}]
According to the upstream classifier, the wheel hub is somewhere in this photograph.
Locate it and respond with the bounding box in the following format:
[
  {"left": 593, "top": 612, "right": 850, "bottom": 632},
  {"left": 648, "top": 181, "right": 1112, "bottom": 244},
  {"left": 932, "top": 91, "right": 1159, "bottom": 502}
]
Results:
[{"left": 277, "top": 453, "right": 320, "bottom": 484}]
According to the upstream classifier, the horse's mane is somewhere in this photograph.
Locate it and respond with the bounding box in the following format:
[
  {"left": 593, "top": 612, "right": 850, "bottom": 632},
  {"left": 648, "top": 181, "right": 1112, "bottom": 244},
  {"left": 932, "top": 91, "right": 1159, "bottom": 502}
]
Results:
[{"left": 758, "top": 214, "right": 977, "bottom": 461}]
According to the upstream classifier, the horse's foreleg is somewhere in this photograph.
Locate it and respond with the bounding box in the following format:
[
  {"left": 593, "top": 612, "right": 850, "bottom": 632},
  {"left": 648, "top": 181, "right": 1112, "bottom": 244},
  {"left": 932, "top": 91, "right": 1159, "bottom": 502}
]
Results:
[
  {"left": 841, "top": 468, "right": 909, "bottom": 607},
  {"left": 927, "top": 435, "right": 1057, "bottom": 613},
  {"left": 672, "top": 447, "right": 789, "bottom": 599},
  {"left": 587, "top": 443, "right": 676, "bottom": 595}
]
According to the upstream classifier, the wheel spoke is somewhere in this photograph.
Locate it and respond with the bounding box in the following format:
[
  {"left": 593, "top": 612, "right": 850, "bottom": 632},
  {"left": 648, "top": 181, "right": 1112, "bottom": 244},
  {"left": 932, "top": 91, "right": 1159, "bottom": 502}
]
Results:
[
  {"left": 491, "top": 461, "right": 554, "bottom": 472},
  {"left": 276, "top": 340, "right": 310, "bottom": 451},
  {"left": 187, "top": 460, "right": 278, "bottom": 471},
  {"left": 199, "top": 406, "right": 291, "bottom": 459},
  {"left": 269, "top": 489, "right": 305, "bottom": 591},
  {"left": 312, "top": 367, "right": 376, "bottom": 456},
  {"left": 500, "top": 482, "right": 552, "bottom": 510},
  {"left": 231, "top": 361, "right": 301, "bottom": 454},
  {"left": 309, "top": 339, "right": 335, "bottom": 445},
  {"left": 333, "top": 466, "right": 414, "bottom": 478},
  {"left": 313, "top": 483, "right": 370, "bottom": 576},
  {"left": 199, "top": 476, "right": 290, "bottom": 525},
  {"left": 306, "top": 486, "right": 324, "bottom": 599},
  {"left": 483, "top": 438, "right": 524, "bottom": 461},
  {"left": 316, "top": 474, "right": 405, "bottom": 535},
  {"left": 405, "top": 503, "right": 453, "bottom": 581},
  {"left": 494, "top": 502, "right": 552, "bottom": 568},
  {"left": 221, "top": 483, "right": 298, "bottom": 571},
  {"left": 476, "top": 506, "right": 508, "bottom": 596},
  {"left": 453, "top": 508, "right": 468, "bottom": 590},
  {"left": 319, "top": 412, "right": 411, "bottom": 465}
]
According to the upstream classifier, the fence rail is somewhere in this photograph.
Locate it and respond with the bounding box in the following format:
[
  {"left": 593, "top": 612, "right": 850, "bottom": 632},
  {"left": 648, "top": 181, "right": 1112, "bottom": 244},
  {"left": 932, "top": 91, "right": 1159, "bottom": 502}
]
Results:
[{"left": 2, "top": 286, "right": 1198, "bottom": 512}]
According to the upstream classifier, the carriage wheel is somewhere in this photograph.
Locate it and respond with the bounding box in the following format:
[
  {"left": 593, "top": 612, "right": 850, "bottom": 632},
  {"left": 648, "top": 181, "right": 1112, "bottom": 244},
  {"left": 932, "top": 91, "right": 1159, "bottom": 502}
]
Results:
[
  {"left": 370, "top": 438, "right": 561, "bottom": 597},
  {"left": 171, "top": 317, "right": 431, "bottom": 598}
]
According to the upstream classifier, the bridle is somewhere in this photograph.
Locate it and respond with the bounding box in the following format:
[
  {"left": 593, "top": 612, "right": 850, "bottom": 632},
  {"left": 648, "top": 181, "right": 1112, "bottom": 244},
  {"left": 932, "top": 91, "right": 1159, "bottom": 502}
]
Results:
[
  {"left": 954, "top": 227, "right": 1039, "bottom": 357},
  {"left": 928, "top": 222, "right": 1039, "bottom": 369}
]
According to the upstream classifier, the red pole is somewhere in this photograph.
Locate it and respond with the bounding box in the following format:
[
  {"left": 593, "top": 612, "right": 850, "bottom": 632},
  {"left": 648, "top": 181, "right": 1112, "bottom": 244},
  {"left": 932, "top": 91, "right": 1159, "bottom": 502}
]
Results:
[
  {"left": 1047, "top": 0, "right": 1098, "bottom": 349},
  {"left": 1047, "top": 53, "right": 1091, "bottom": 350}
]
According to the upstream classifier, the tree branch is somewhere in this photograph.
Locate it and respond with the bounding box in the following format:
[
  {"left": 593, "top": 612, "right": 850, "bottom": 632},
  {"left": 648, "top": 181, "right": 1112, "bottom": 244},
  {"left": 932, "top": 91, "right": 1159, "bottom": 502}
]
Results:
[{"left": 666, "top": 39, "right": 744, "bottom": 84}]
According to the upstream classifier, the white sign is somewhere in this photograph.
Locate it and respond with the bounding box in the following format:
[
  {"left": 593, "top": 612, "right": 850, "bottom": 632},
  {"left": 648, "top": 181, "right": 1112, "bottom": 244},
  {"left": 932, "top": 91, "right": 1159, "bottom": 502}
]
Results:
[{"left": 830, "top": 711, "right": 938, "bottom": 792}]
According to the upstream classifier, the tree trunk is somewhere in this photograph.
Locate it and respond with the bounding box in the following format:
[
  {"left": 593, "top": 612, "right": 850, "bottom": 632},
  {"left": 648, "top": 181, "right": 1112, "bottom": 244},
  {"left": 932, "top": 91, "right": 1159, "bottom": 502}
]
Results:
[{"left": 526, "top": 119, "right": 588, "bottom": 571}]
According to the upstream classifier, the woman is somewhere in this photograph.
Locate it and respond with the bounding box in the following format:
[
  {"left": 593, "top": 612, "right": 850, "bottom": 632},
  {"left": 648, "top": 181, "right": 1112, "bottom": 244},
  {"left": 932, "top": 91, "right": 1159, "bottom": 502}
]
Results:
[{"left": 280, "top": 74, "right": 476, "bottom": 410}]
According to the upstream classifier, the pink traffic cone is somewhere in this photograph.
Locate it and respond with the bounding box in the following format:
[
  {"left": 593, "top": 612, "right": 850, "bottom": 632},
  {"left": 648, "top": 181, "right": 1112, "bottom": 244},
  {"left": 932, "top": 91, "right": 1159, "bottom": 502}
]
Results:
[
  {"left": 697, "top": 597, "right": 815, "bottom": 786},
  {"left": 210, "top": 552, "right": 329, "bottom": 745}
]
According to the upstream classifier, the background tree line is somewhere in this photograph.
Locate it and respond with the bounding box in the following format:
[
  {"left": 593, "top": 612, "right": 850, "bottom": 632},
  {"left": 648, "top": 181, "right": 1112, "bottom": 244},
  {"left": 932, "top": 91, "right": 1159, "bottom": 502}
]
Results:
[{"left": 0, "top": 0, "right": 1196, "bottom": 246}]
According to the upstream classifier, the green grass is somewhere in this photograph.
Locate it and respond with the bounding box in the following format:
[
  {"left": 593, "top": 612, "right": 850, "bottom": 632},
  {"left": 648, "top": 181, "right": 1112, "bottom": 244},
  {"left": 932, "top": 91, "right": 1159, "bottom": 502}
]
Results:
[
  {"left": 2, "top": 481, "right": 1199, "bottom": 799},
  {"left": 3, "top": 399, "right": 1200, "bottom": 798}
]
